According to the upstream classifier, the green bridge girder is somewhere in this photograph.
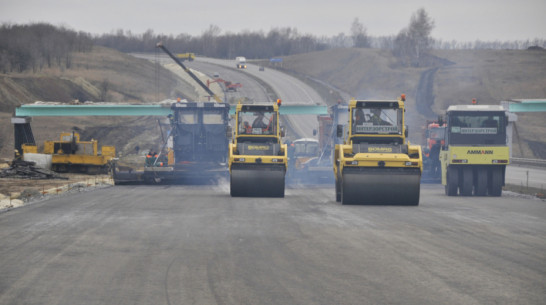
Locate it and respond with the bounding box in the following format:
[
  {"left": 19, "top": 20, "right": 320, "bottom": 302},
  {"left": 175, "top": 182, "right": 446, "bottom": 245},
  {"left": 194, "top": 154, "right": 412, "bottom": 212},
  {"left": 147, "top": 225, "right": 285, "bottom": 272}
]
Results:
[
  {"left": 14, "top": 104, "right": 330, "bottom": 117},
  {"left": 507, "top": 99, "right": 546, "bottom": 112},
  {"left": 15, "top": 104, "right": 173, "bottom": 117},
  {"left": 13, "top": 100, "right": 545, "bottom": 118}
]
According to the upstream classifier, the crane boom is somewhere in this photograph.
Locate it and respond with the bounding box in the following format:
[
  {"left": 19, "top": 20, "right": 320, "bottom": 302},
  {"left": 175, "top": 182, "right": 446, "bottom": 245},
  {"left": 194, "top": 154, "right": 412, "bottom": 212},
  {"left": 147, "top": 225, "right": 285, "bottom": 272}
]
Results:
[{"left": 156, "top": 42, "right": 222, "bottom": 103}]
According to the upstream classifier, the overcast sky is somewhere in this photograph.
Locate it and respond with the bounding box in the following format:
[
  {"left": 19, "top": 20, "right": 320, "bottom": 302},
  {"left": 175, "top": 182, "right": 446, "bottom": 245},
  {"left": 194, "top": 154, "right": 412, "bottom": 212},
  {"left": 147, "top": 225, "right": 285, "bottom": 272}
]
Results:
[{"left": 1, "top": 0, "right": 545, "bottom": 42}]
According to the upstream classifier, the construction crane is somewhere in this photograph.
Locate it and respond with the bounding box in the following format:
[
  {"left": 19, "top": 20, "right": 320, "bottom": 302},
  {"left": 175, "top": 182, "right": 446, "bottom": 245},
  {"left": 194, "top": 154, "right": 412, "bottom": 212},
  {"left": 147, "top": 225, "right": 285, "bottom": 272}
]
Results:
[{"left": 156, "top": 42, "right": 223, "bottom": 103}]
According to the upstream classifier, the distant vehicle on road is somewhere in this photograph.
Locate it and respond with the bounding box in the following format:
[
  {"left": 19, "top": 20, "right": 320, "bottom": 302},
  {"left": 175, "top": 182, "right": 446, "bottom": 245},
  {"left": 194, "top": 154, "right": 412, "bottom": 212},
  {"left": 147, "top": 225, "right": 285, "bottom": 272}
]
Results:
[{"left": 236, "top": 56, "right": 247, "bottom": 69}]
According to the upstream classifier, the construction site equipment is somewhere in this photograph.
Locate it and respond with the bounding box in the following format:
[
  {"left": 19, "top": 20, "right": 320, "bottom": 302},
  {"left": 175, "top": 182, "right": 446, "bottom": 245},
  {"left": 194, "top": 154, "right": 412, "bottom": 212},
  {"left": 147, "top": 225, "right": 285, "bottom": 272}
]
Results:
[
  {"left": 22, "top": 132, "right": 115, "bottom": 174},
  {"left": 176, "top": 52, "right": 195, "bottom": 61},
  {"left": 422, "top": 119, "right": 446, "bottom": 183},
  {"left": 113, "top": 42, "right": 231, "bottom": 184},
  {"left": 207, "top": 78, "right": 242, "bottom": 92},
  {"left": 287, "top": 138, "right": 319, "bottom": 183},
  {"left": 229, "top": 103, "right": 287, "bottom": 197},
  {"left": 113, "top": 101, "right": 231, "bottom": 184},
  {"left": 157, "top": 42, "right": 223, "bottom": 103},
  {"left": 333, "top": 96, "right": 422, "bottom": 205},
  {"left": 440, "top": 105, "right": 510, "bottom": 196},
  {"left": 288, "top": 103, "right": 348, "bottom": 184}
]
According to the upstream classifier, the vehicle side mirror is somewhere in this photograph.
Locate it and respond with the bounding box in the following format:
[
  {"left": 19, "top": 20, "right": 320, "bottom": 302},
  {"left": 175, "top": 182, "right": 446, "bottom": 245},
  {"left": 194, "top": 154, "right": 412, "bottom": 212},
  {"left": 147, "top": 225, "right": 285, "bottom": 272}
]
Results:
[
  {"left": 313, "top": 129, "right": 317, "bottom": 136},
  {"left": 336, "top": 125, "right": 343, "bottom": 138},
  {"left": 281, "top": 126, "right": 286, "bottom": 137},
  {"left": 405, "top": 125, "right": 409, "bottom": 138}
]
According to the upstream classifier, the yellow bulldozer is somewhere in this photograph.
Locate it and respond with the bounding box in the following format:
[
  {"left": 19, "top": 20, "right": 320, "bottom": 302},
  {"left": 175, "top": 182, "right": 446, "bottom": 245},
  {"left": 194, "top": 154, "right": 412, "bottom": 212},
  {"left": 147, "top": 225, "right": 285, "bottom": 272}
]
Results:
[
  {"left": 22, "top": 132, "right": 115, "bottom": 174},
  {"left": 229, "top": 102, "right": 287, "bottom": 197},
  {"left": 333, "top": 96, "right": 422, "bottom": 205}
]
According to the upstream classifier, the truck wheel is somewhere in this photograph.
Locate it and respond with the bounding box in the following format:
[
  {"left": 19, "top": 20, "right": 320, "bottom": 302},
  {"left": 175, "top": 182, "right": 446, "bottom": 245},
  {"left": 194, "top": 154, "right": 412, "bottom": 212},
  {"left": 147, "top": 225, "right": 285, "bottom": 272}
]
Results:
[
  {"left": 445, "top": 167, "right": 458, "bottom": 196},
  {"left": 474, "top": 168, "right": 488, "bottom": 196},
  {"left": 489, "top": 167, "right": 503, "bottom": 196},
  {"left": 459, "top": 167, "right": 474, "bottom": 196}
]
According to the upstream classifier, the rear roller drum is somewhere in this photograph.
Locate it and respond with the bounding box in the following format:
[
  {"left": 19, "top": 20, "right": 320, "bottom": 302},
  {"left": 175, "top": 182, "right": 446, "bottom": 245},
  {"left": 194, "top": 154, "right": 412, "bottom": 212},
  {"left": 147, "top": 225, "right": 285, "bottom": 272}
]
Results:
[
  {"left": 230, "top": 165, "right": 285, "bottom": 198},
  {"left": 341, "top": 168, "right": 420, "bottom": 205}
]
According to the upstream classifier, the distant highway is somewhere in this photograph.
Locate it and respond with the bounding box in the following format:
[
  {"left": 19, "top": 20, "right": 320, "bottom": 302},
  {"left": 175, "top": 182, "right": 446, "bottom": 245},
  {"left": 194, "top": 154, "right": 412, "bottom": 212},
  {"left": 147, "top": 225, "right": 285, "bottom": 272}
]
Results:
[
  {"left": 132, "top": 54, "right": 324, "bottom": 138},
  {"left": 194, "top": 58, "right": 326, "bottom": 138}
]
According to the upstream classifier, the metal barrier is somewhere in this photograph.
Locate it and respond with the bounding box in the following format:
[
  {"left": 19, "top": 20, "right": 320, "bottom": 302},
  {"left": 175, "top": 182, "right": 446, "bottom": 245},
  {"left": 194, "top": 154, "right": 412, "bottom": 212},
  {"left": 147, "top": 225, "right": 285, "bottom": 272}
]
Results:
[{"left": 511, "top": 158, "right": 546, "bottom": 167}]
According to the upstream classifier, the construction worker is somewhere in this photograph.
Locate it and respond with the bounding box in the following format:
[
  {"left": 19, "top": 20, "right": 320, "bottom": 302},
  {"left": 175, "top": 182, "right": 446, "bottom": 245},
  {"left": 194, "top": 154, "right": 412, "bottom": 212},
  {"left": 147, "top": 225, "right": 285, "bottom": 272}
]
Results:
[
  {"left": 145, "top": 151, "right": 156, "bottom": 167},
  {"left": 244, "top": 121, "right": 252, "bottom": 134},
  {"left": 354, "top": 109, "right": 365, "bottom": 125},
  {"left": 369, "top": 108, "right": 389, "bottom": 126}
]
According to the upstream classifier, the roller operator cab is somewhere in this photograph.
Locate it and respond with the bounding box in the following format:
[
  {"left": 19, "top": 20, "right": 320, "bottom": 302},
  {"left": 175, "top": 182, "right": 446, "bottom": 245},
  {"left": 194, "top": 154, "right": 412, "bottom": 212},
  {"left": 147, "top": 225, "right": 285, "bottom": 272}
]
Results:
[
  {"left": 229, "top": 103, "right": 287, "bottom": 197},
  {"left": 440, "top": 105, "right": 509, "bottom": 196},
  {"left": 333, "top": 97, "right": 422, "bottom": 205}
]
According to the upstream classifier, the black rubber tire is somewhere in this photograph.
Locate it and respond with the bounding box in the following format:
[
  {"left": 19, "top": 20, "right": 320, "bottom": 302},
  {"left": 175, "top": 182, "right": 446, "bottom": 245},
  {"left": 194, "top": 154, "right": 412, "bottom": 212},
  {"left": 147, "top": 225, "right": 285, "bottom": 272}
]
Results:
[
  {"left": 489, "top": 167, "right": 503, "bottom": 197},
  {"left": 460, "top": 167, "right": 474, "bottom": 196},
  {"left": 474, "top": 168, "right": 488, "bottom": 196},
  {"left": 445, "top": 167, "right": 459, "bottom": 196}
]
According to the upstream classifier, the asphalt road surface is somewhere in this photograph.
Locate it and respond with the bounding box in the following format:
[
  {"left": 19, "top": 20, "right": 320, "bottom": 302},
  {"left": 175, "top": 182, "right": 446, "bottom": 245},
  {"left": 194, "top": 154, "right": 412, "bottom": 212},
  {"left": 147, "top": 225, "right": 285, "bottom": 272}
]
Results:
[{"left": 1, "top": 184, "right": 544, "bottom": 305}]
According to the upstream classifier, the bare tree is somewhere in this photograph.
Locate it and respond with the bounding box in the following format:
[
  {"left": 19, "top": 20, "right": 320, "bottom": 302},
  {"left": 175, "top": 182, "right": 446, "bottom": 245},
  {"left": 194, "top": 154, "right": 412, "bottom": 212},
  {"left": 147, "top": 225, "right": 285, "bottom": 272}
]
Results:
[
  {"left": 350, "top": 18, "right": 371, "bottom": 48},
  {"left": 393, "top": 8, "right": 435, "bottom": 66}
]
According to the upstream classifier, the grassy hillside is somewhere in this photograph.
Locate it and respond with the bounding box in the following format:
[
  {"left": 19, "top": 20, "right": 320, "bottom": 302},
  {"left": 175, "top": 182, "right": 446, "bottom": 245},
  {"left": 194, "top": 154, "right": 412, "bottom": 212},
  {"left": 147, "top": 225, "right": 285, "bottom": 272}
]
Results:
[
  {"left": 0, "top": 46, "right": 193, "bottom": 159},
  {"left": 278, "top": 48, "right": 546, "bottom": 158}
]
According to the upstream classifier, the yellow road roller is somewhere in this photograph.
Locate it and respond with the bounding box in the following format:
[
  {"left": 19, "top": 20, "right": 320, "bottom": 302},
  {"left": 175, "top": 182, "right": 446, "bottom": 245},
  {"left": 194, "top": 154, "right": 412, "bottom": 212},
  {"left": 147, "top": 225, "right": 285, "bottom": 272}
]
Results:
[
  {"left": 333, "top": 96, "right": 422, "bottom": 205},
  {"left": 229, "top": 102, "right": 287, "bottom": 197}
]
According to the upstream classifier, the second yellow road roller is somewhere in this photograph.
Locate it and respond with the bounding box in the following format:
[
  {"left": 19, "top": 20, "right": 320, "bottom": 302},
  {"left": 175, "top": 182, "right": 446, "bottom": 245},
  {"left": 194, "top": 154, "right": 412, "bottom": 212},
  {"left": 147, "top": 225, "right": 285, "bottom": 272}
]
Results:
[{"left": 333, "top": 96, "right": 422, "bottom": 205}]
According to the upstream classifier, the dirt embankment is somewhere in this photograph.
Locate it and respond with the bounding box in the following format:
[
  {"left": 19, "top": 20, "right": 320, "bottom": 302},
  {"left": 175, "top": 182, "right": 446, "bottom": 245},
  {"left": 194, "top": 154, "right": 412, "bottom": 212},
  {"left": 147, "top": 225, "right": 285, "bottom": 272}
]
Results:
[{"left": 0, "top": 46, "right": 191, "bottom": 159}]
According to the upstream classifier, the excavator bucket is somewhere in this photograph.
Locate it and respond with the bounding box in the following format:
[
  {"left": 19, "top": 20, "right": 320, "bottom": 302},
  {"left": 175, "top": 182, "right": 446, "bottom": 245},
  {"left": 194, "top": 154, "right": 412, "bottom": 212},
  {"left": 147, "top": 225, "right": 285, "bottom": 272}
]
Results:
[
  {"left": 341, "top": 167, "right": 420, "bottom": 205},
  {"left": 230, "top": 164, "right": 285, "bottom": 197}
]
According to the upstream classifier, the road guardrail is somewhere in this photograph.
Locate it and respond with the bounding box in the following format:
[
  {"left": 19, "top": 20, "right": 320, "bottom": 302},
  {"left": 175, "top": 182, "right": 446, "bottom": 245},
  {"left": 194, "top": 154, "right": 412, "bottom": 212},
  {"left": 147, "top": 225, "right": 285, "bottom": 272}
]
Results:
[{"left": 511, "top": 158, "right": 546, "bottom": 167}]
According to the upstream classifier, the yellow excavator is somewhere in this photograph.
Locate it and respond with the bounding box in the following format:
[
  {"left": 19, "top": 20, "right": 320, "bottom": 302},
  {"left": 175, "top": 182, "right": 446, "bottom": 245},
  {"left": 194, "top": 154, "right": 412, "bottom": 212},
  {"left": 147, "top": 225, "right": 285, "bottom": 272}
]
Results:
[
  {"left": 334, "top": 96, "right": 422, "bottom": 205},
  {"left": 229, "top": 102, "right": 287, "bottom": 197}
]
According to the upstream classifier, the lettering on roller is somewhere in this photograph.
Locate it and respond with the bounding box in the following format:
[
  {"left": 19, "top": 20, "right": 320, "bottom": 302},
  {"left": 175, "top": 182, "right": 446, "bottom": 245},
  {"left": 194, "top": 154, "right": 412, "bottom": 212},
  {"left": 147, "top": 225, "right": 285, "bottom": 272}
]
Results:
[
  {"left": 248, "top": 145, "right": 270, "bottom": 150},
  {"left": 467, "top": 150, "right": 494, "bottom": 155},
  {"left": 368, "top": 147, "right": 392, "bottom": 153}
]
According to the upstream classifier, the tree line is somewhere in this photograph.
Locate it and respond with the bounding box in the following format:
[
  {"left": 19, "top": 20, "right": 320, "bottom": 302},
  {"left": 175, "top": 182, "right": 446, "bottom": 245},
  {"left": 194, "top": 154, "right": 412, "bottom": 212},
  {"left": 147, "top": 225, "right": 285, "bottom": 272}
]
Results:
[
  {"left": 0, "top": 23, "right": 93, "bottom": 73},
  {"left": 1, "top": 8, "right": 544, "bottom": 74}
]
